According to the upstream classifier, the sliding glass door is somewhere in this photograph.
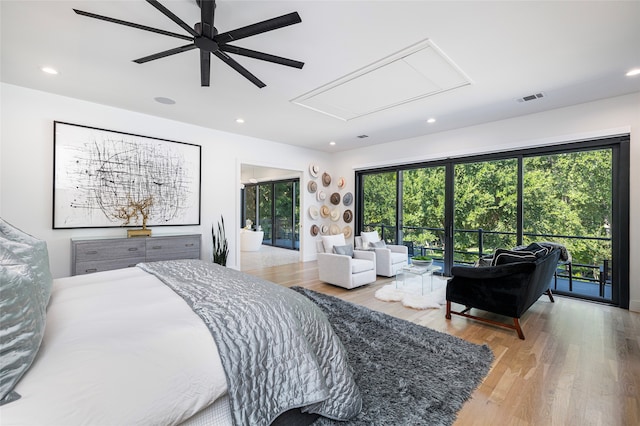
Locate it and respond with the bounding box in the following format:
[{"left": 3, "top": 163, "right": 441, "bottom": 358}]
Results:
[
  {"left": 273, "top": 181, "right": 299, "bottom": 250},
  {"left": 241, "top": 178, "right": 299, "bottom": 250},
  {"left": 523, "top": 150, "right": 613, "bottom": 299},
  {"left": 356, "top": 136, "right": 629, "bottom": 307},
  {"left": 258, "top": 184, "right": 273, "bottom": 245},
  {"left": 361, "top": 171, "right": 397, "bottom": 243},
  {"left": 453, "top": 159, "right": 518, "bottom": 264},
  {"left": 243, "top": 185, "right": 257, "bottom": 229},
  {"left": 402, "top": 166, "right": 446, "bottom": 262}
]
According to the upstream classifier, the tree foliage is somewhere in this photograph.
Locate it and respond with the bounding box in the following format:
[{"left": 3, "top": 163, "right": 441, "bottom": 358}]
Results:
[{"left": 361, "top": 149, "right": 613, "bottom": 274}]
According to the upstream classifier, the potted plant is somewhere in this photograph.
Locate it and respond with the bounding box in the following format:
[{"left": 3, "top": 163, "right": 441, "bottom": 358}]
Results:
[
  {"left": 212, "top": 215, "right": 229, "bottom": 266},
  {"left": 411, "top": 255, "right": 433, "bottom": 267}
]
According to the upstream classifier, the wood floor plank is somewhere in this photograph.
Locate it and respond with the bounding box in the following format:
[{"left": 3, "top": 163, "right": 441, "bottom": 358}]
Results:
[{"left": 243, "top": 260, "right": 640, "bottom": 426}]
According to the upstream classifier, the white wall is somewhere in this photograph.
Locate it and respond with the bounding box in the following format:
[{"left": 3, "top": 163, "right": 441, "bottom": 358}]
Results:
[
  {"left": 0, "top": 83, "right": 330, "bottom": 277},
  {"left": 2, "top": 82, "right": 638, "bottom": 311},
  {"left": 331, "top": 92, "right": 640, "bottom": 312}
]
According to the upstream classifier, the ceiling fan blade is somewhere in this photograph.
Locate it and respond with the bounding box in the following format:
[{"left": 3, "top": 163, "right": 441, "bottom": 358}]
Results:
[
  {"left": 133, "top": 44, "right": 197, "bottom": 64},
  {"left": 73, "top": 9, "right": 192, "bottom": 41},
  {"left": 201, "top": 50, "right": 211, "bottom": 87},
  {"left": 199, "top": 0, "right": 215, "bottom": 38},
  {"left": 145, "top": 0, "right": 199, "bottom": 38},
  {"left": 220, "top": 45, "right": 304, "bottom": 69},
  {"left": 213, "top": 51, "right": 266, "bottom": 88},
  {"left": 215, "top": 12, "right": 301, "bottom": 44}
]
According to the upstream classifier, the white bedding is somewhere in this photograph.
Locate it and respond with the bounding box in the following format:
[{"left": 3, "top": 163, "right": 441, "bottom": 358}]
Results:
[{"left": 1, "top": 267, "right": 228, "bottom": 425}]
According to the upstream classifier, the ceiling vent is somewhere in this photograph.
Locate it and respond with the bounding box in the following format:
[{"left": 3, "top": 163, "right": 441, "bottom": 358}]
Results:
[
  {"left": 291, "top": 39, "right": 472, "bottom": 121},
  {"left": 517, "top": 92, "right": 545, "bottom": 103},
  {"left": 357, "top": 134, "right": 369, "bottom": 139}
]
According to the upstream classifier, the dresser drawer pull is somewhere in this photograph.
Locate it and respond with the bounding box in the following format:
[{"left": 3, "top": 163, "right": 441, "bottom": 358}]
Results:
[
  {"left": 86, "top": 250, "right": 98, "bottom": 255},
  {"left": 185, "top": 243, "right": 195, "bottom": 247},
  {"left": 128, "top": 247, "right": 139, "bottom": 252},
  {"left": 151, "top": 245, "right": 162, "bottom": 250},
  {"left": 85, "top": 268, "right": 97, "bottom": 273}
]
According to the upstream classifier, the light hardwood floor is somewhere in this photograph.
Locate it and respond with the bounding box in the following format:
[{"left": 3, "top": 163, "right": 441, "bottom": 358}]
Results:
[{"left": 243, "top": 261, "right": 640, "bottom": 426}]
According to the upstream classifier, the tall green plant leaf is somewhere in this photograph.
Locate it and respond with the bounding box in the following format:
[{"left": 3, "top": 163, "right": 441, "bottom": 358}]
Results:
[{"left": 212, "top": 215, "right": 229, "bottom": 266}]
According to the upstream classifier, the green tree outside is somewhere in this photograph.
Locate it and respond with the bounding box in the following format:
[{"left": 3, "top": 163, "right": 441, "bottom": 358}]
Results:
[{"left": 361, "top": 148, "right": 613, "bottom": 280}]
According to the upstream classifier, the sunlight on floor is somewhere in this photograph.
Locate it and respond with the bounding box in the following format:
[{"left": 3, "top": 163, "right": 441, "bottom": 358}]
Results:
[{"left": 240, "top": 245, "right": 300, "bottom": 271}]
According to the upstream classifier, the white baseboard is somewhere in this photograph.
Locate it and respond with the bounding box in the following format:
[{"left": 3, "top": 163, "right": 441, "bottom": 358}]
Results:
[{"left": 629, "top": 299, "right": 640, "bottom": 313}]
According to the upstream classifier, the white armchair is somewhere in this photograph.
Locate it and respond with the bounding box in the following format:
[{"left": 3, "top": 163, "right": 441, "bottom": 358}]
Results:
[
  {"left": 355, "top": 231, "right": 408, "bottom": 277},
  {"left": 316, "top": 235, "right": 376, "bottom": 289}
]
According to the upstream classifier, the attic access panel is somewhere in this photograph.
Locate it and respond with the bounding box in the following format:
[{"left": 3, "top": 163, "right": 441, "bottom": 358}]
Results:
[{"left": 291, "top": 39, "right": 472, "bottom": 121}]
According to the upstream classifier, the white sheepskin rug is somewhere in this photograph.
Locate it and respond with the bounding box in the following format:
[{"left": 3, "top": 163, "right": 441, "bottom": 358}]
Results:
[{"left": 375, "top": 275, "right": 448, "bottom": 309}]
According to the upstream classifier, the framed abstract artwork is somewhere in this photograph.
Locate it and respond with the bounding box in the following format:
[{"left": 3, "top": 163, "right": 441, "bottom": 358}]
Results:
[{"left": 53, "top": 121, "right": 201, "bottom": 229}]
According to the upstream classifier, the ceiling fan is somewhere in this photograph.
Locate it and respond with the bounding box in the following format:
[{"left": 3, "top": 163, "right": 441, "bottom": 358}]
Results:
[{"left": 74, "top": 0, "right": 304, "bottom": 88}]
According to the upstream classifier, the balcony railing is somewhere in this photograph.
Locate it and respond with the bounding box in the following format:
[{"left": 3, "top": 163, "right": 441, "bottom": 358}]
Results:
[{"left": 363, "top": 223, "right": 612, "bottom": 300}]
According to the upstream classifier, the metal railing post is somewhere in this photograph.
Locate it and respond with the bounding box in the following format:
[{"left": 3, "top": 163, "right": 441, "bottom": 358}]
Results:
[
  {"left": 600, "top": 259, "right": 609, "bottom": 297},
  {"left": 478, "top": 228, "right": 484, "bottom": 259}
]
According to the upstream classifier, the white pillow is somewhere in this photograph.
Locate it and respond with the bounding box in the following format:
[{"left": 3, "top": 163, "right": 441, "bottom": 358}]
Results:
[
  {"left": 321, "top": 234, "right": 346, "bottom": 254},
  {"left": 360, "top": 231, "right": 380, "bottom": 249}
]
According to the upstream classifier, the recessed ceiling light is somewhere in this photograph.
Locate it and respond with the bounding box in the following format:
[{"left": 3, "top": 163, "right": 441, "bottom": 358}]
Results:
[
  {"left": 427, "top": 118, "right": 436, "bottom": 124},
  {"left": 236, "top": 118, "right": 245, "bottom": 124},
  {"left": 626, "top": 68, "right": 640, "bottom": 77},
  {"left": 41, "top": 67, "right": 58, "bottom": 75},
  {"left": 329, "top": 141, "right": 336, "bottom": 146},
  {"left": 154, "top": 96, "right": 176, "bottom": 105}
]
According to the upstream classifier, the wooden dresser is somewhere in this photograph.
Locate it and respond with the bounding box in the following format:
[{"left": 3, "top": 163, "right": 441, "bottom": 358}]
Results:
[{"left": 71, "top": 234, "right": 201, "bottom": 276}]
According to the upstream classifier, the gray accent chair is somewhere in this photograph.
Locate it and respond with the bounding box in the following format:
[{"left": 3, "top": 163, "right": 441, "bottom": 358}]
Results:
[{"left": 315, "top": 240, "right": 376, "bottom": 289}]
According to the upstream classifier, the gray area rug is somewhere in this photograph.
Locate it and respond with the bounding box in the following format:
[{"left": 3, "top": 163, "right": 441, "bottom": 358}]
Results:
[{"left": 291, "top": 287, "right": 494, "bottom": 426}]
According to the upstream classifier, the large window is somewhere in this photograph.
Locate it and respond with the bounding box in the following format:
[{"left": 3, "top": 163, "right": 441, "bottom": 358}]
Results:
[
  {"left": 523, "top": 150, "right": 613, "bottom": 298},
  {"left": 454, "top": 159, "right": 518, "bottom": 264},
  {"left": 402, "top": 166, "right": 446, "bottom": 260},
  {"left": 362, "top": 172, "right": 397, "bottom": 242},
  {"left": 242, "top": 178, "right": 299, "bottom": 250},
  {"left": 356, "top": 136, "right": 629, "bottom": 307},
  {"left": 274, "top": 181, "right": 299, "bottom": 249}
]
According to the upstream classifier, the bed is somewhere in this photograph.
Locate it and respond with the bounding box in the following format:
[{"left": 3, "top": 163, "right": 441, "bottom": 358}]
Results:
[{"left": 0, "top": 219, "right": 362, "bottom": 425}]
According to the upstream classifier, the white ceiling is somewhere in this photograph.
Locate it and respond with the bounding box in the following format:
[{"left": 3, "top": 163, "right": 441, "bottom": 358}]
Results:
[{"left": 2, "top": 0, "right": 639, "bottom": 152}]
